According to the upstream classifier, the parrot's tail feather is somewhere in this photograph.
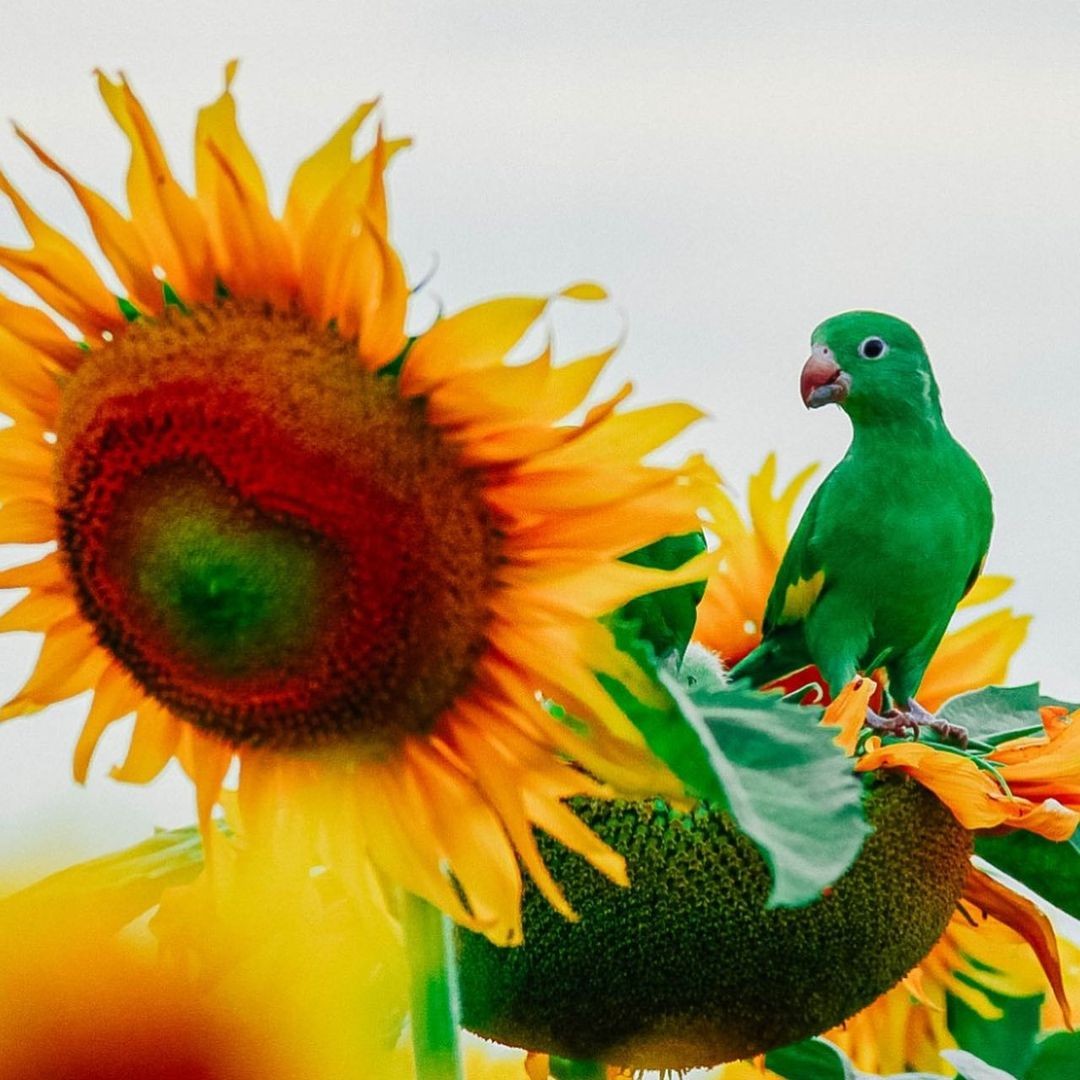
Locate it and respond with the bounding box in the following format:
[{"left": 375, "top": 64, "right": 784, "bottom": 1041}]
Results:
[{"left": 727, "top": 632, "right": 809, "bottom": 689}]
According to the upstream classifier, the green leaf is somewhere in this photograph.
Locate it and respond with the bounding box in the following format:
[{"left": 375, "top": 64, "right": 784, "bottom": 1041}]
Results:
[
  {"left": 766, "top": 1038, "right": 856, "bottom": 1079},
  {"left": 938, "top": 684, "right": 1044, "bottom": 743},
  {"left": 1024, "top": 1030, "right": 1080, "bottom": 1079},
  {"left": 765, "top": 1036, "right": 950, "bottom": 1079},
  {"left": 670, "top": 675, "right": 871, "bottom": 905},
  {"left": 1039, "top": 692, "right": 1080, "bottom": 711},
  {"left": 600, "top": 617, "right": 732, "bottom": 806},
  {"left": 617, "top": 531, "right": 708, "bottom": 662},
  {"left": 946, "top": 980, "right": 1042, "bottom": 1077},
  {"left": 601, "top": 619, "right": 869, "bottom": 906},
  {"left": 975, "top": 830, "right": 1080, "bottom": 921},
  {"left": 0, "top": 826, "right": 206, "bottom": 939},
  {"left": 942, "top": 1049, "right": 1021, "bottom": 1080},
  {"left": 601, "top": 621, "right": 869, "bottom": 908}
]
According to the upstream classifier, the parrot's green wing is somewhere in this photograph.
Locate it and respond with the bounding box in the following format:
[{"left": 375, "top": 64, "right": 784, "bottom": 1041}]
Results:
[{"left": 760, "top": 485, "right": 828, "bottom": 637}]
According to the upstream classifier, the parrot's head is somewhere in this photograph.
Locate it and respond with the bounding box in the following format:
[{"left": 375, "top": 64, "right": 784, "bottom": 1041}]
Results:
[{"left": 801, "top": 311, "right": 941, "bottom": 424}]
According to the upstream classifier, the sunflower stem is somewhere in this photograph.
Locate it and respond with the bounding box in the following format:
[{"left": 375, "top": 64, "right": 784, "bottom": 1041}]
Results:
[{"left": 403, "top": 892, "right": 463, "bottom": 1080}]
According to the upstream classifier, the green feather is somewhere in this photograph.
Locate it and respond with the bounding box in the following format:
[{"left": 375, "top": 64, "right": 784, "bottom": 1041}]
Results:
[{"left": 730, "top": 311, "right": 993, "bottom": 706}]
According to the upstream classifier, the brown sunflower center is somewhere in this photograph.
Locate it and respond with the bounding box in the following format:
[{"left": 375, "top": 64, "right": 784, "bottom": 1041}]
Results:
[{"left": 55, "top": 303, "right": 500, "bottom": 752}]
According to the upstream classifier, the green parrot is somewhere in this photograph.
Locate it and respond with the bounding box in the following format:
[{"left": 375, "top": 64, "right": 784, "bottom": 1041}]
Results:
[{"left": 729, "top": 311, "right": 992, "bottom": 743}]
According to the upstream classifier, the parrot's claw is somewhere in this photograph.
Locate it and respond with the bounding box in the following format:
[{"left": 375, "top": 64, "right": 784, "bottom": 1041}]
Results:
[
  {"left": 906, "top": 698, "right": 969, "bottom": 749},
  {"left": 863, "top": 701, "right": 968, "bottom": 748},
  {"left": 864, "top": 708, "right": 921, "bottom": 740}
]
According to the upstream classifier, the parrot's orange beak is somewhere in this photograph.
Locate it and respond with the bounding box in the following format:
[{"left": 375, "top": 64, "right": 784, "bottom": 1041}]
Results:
[{"left": 801, "top": 345, "right": 851, "bottom": 409}]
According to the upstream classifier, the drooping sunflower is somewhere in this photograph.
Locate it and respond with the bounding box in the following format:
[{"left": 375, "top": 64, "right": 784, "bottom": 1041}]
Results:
[
  {"left": 694, "top": 458, "right": 1078, "bottom": 1073},
  {"left": 0, "top": 64, "right": 714, "bottom": 943}
]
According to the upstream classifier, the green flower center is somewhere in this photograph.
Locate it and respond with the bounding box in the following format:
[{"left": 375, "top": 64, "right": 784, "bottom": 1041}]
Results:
[{"left": 122, "top": 472, "right": 336, "bottom": 678}]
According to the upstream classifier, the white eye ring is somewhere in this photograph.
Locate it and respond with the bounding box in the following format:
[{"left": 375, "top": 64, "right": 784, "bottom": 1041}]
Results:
[{"left": 858, "top": 336, "right": 889, "bottom": 360}]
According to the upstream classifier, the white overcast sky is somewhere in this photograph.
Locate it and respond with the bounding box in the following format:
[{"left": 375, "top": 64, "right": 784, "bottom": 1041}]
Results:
[{"left": 1, "top": 0, "right": 1079, "bottom": 879}]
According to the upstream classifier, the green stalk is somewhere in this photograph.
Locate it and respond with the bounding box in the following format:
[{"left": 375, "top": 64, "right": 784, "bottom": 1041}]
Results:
[{"left": 402, "top": 892, "right": 463, "bottom": 1080}]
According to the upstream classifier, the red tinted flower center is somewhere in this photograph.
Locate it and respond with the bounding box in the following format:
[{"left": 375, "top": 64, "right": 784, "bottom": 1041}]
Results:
[{"left": 55, "top": 303, "right": 500, "bottom": 752}]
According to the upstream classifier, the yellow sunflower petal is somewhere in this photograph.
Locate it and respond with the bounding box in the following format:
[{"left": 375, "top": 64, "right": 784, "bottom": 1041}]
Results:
[
  {"left": 919, "top": 608, "right": 1032, "bottom": 711},
  {"left": 0, "top": 614, "right": 108, "bottom": 721},
  {"left": 0, "top": 169, "right": 120, "bottom": 334},
  {"left": 0, "top": 498, "right": 56, "bottom": 544},
  {"left": 0, "top": 552, "right": 65, "bottom": 593},
  {"left": 0, "top": 330, "right": 63, "bottom": 427},
  {"left": 283, "top": 98, "right": 379, "bottom": 241},
  {"left": 513, "top": 401, "right": 706, "bottom": 474},
  {"left": 747, "top": 454, "right": 819, "bottom": 561},
  {"left": 195, "top": 63, "right": 294, "bottom": 303},
  {"left": 0, "top": 588, "right": 75, "bottom": 633},
  {"left": 96, "top": 70, "right": 214, "bottom": 300},
  {"left": 13, "top": 125, "right": 161, "bottom": 313},
  {"left": 342, "top": 209, "right": 409, "bottom": 368},
  {"left": 451, "top": 715, "right": 580, "bottom": 919},
  {"left": 958, "top": 573, "right": 1014, "bottom": 609},
  {"left": 72, "top": 662, "right": 141, "bottom": 783},
  {"left": 511, "top": 486, "right": 709, "bottom": 566},
  {"left": 821, "top": 676, "right": 875, "bottom": 754},
  {"left": 355, "top": 760, "right": 478, "bottom": 929},
  {"left": 406, "top": 740, "right": 525, "bottom": 945},
  {"left": 109, "top": 700, "right": 181, "bottom": 783},
  {"left": 401, "top": 296, "right": 547, "bottom": 393},
  {"left": 296, "top": 134, "right": 410, "bottom": 319},
  {"left": 0, "top": 292, "right": 82, "bottom": 369},
  {"left": 179, "top": 727, "right": 234, "bottom": 835},
  {"left": 505, "top": 546, "right": 718, "bottom": 619}
]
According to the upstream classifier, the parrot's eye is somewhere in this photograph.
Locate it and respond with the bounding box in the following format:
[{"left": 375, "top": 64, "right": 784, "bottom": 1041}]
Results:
[{"left": 858, "top": 336, "right": 888, "bottom": 360}]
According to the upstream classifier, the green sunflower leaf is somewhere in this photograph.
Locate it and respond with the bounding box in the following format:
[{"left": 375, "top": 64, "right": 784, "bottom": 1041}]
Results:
[
  {"left": 0, "top": 825, "right": 206, "bottom": 940},
  {"left": 765, "top": 1038, "right": 859, "bottom": 1079},
  {"left": 617, "top": 530, "right": 708, "bottom": 662},
  {"left": 974, "top": 830, "right": 1080, "bottom": 920},
  {"left": 764, "top": 1036, "right": 952, "bottom": 1078},
  {"left": 602, "top": 619, "right": 870, "bottom": 907},
  {"left": 1024, "top": 1030, "right": 1080, "bottom": 1079},
  {"left": 937, "top": 684, "right": 1045, "bottom": 744},
  {"left": 667, "top": 676, "right": 871, "bottom": 907},
  {"left": 946, "top": 980, "right": 1042, "bottom": 1077}
]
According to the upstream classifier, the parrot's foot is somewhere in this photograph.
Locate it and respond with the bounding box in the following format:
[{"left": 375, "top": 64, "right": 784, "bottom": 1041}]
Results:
[
  {"left": 906, "top": 698, "right": 969, "bottom": 749},
  {"left": 865, "top": 708, "right": 921, "bottom": 740},
  {"left": 864, "top": 701, "right": 968, "bottom": 748}
]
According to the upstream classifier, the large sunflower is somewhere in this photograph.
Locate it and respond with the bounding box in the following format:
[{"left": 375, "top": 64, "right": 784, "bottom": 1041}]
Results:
[{"left": 0, "top": 64, "right": 713, "bottom": 943}]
